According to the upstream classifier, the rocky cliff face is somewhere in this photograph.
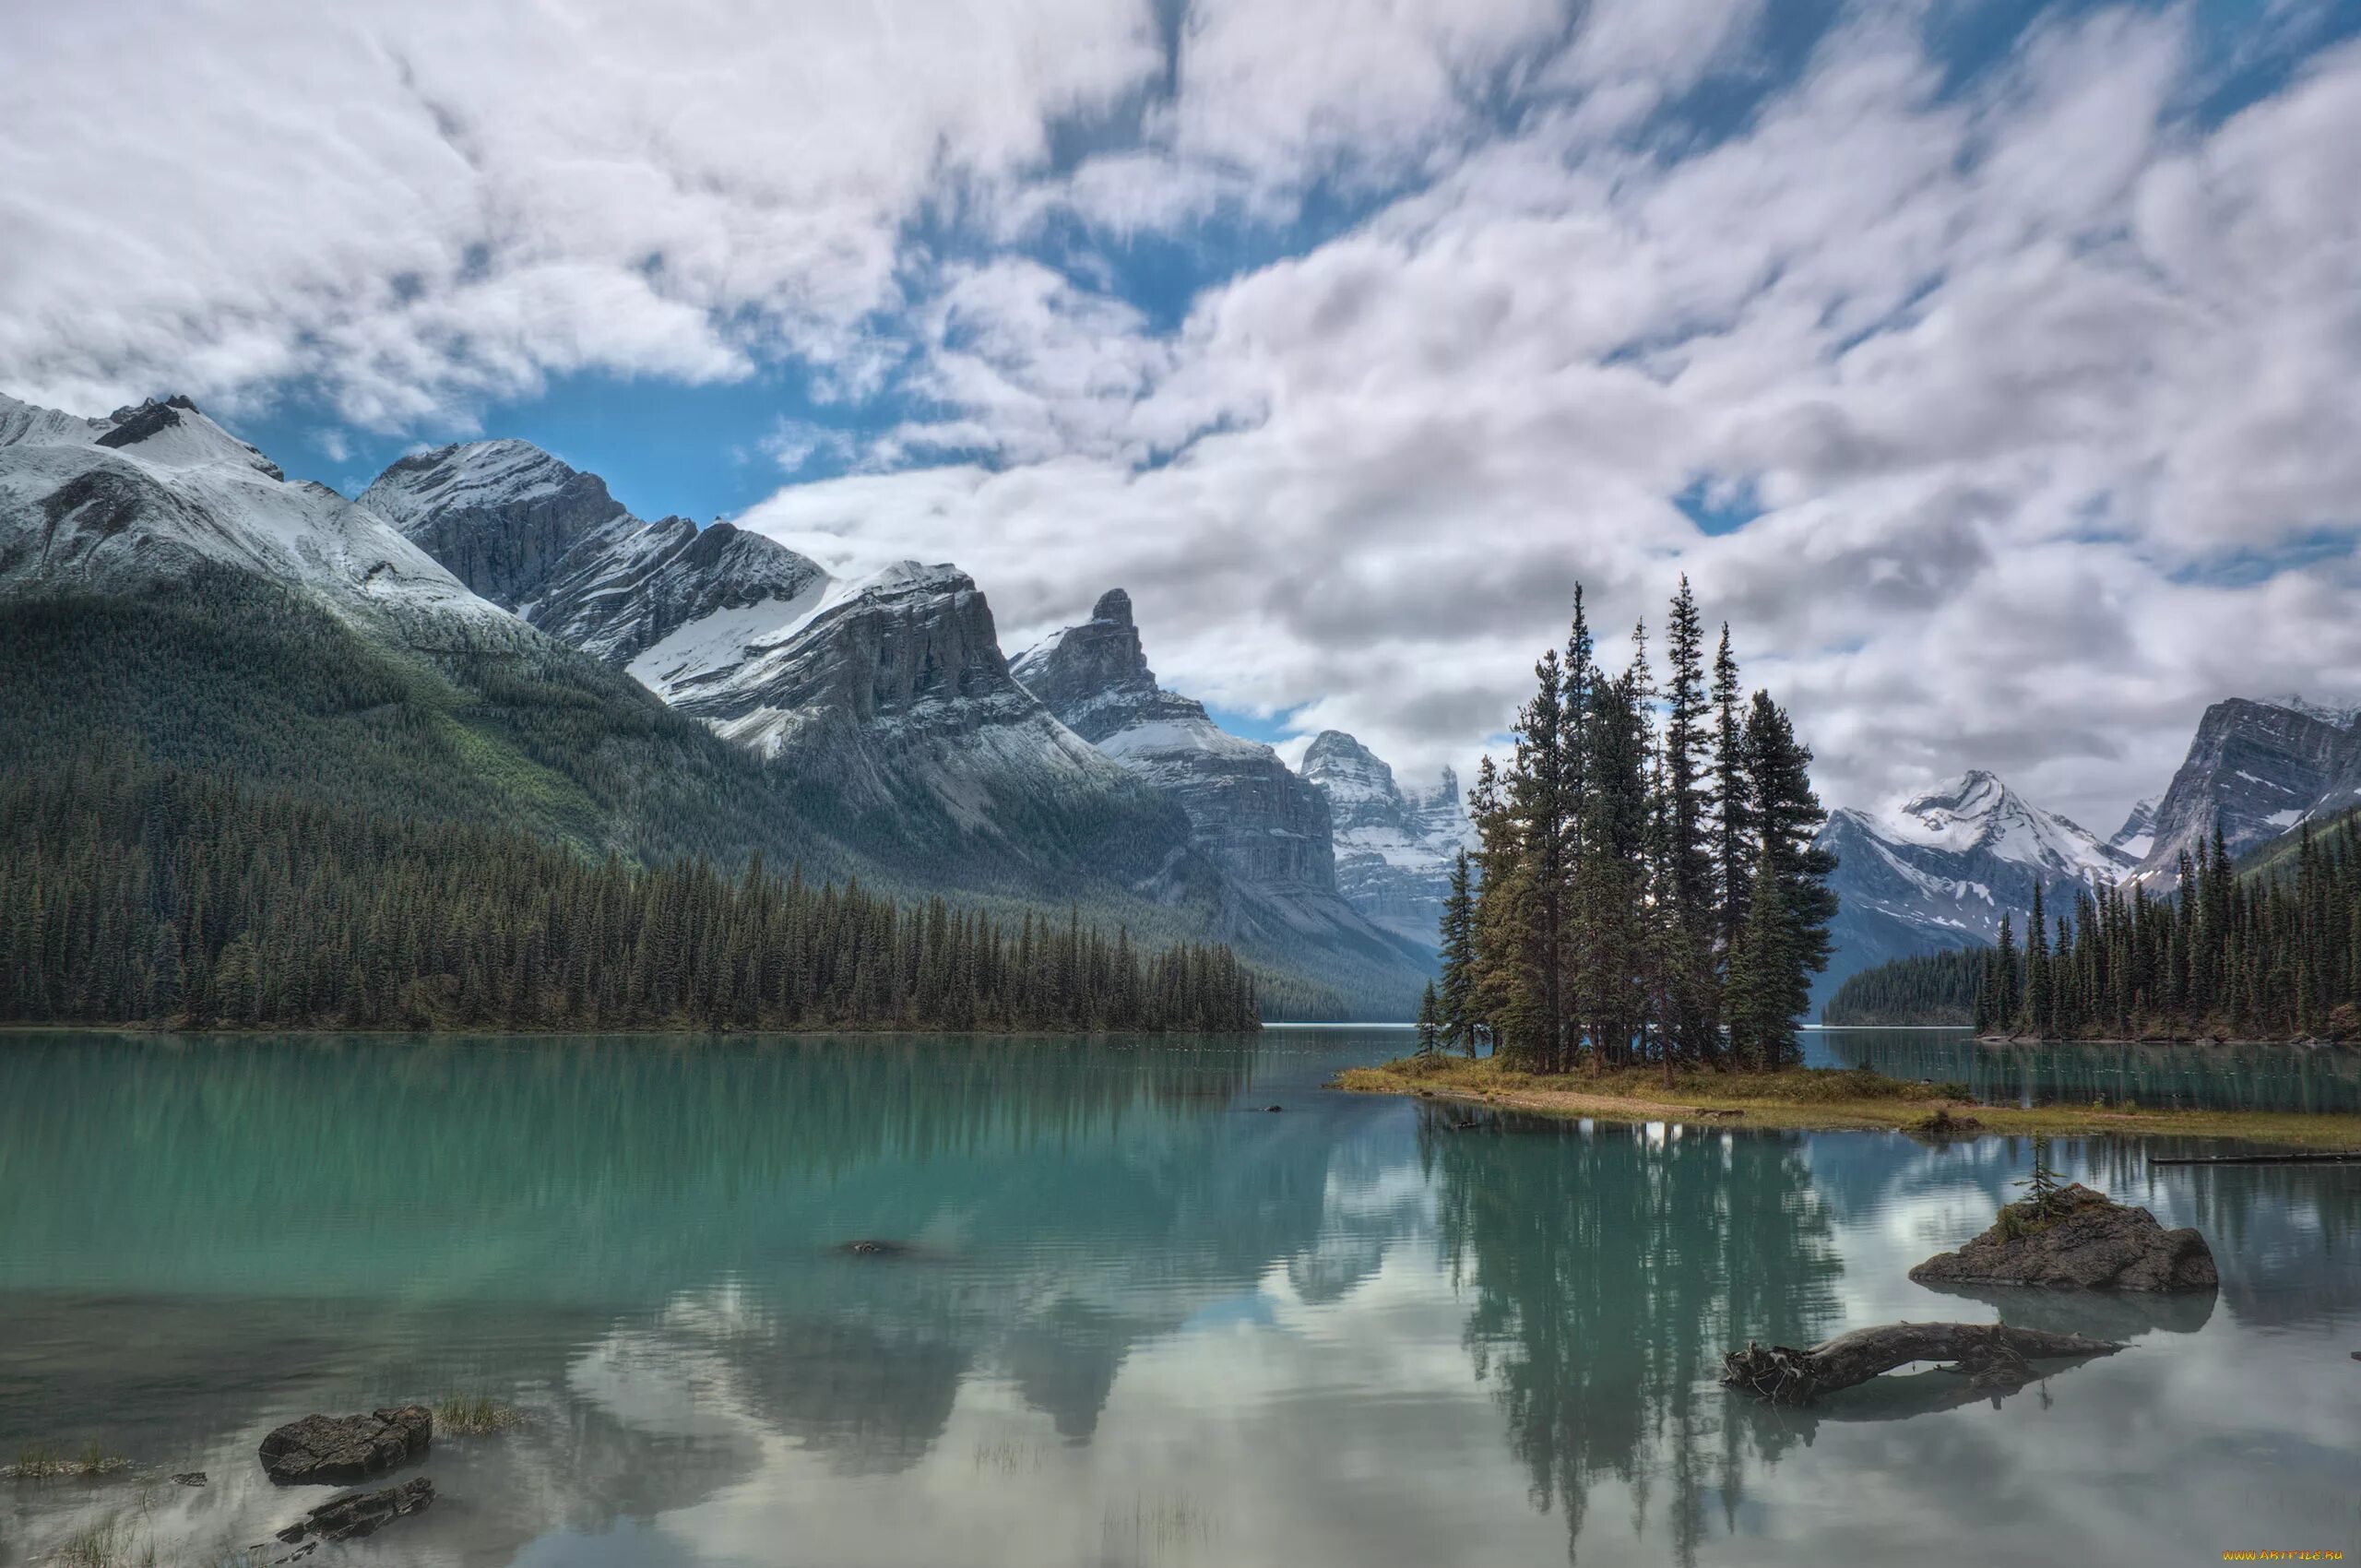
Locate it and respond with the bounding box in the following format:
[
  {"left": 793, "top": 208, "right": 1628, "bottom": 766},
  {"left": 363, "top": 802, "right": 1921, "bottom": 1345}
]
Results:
[
  {"left": 1014, "top": 591, "right": 1430, "bottom": 997},
  {"left": 2133, "top": 697, "right": 2361, "bottom": 882},
  {"left": 647, "top": 561, "right": 1138, "bottom": 831},
  {"left": 361, "top": 441, "right": 825, "bottom": 665},
  {"left": 1816, "top": 771, "right": 2133, "bottom": 1010},
  {"left": 1014, "top": 590, "right": 1339, "bottom": 892},
  {"left": 1298, "top": 730, "right": 1473, "bottom": 948}
]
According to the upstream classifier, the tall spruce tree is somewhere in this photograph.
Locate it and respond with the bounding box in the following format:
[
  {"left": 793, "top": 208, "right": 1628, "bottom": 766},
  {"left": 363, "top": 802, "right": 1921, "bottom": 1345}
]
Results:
[
  {"left": 1572, "top": 638, "right": 1654, "bottom": 1066},
  {"left": 1710, "top": 624, "right": 1753, "bottom": 989},
  {"left": 1660, "top": 578, "right": 1717, "bottom": 1063},
  {"left": 1507, "top": 647, "right": 1572, "bottom": 1067},
  {"left": 1438, "top": 849, "right": 1477, "bottom": 1053},
  {"left": 1725, "top": 693, "right": 1836, "bottom": 1066}
]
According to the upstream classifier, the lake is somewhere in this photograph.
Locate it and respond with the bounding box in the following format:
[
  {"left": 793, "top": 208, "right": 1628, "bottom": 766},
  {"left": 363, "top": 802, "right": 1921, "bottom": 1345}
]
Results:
[{"left": 2, "top": 1028, "right": 2355, "bottom": 1566}]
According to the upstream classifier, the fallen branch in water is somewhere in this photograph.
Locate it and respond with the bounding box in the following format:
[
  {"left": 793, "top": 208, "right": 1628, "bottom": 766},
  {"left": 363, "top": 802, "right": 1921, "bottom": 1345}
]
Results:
[{"left": 1722, "top": 1322, "right": 2123, "bottom": 1406}]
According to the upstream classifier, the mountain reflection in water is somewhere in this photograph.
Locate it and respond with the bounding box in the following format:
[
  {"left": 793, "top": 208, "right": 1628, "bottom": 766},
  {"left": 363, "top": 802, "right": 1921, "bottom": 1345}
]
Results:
[{"left": 0, "top": 1029, "right": 2353, "bottom": 1567}]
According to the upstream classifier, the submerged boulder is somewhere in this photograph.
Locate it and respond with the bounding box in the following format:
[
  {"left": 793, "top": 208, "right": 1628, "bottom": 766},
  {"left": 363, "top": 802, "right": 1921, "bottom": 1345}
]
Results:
[
  {"left": 272, "top": 1477, "right": 434, "bottom": 1551},
  {"left": 259, "top": 1406, "right": 432, "bottom": 1486},
  {"left": 1910, "top": 1184, "right": 2216, "bottom": 1291}
]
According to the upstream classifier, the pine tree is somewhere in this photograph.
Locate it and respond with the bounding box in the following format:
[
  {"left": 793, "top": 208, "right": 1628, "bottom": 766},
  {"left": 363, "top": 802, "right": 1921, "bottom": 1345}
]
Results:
[
  {"left": 1660, "top": 578, "right": 1718, "bottom": 1063},
  {"left": 1416, "top": 981, "right": 1442, "bottom": 1058},
  {"left": 1438, "top": 849, "right": 1477, "bottom": 1052},
  {"left": 1726, "top": 694, "right": 1836, "bottom": 1066}
]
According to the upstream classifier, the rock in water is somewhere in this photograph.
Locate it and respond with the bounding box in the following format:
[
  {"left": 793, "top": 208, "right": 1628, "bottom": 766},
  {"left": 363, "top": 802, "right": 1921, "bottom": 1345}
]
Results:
[
  {"left": 1909, "top": 1184, "right": 2217, "bottom": 1291},
  {"left": 259, "top": 1407, "right": 433, "bottom": 1485},
  {"left": 273, "top": 1477, "right": 434, "bottom": 1550}
]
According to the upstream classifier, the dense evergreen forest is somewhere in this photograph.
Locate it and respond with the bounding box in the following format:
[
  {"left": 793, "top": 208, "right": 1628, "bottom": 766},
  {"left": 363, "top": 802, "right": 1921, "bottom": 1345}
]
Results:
[
  {"left": 0, "top": 570, "right": 1368, "bottom": 1018},
  {"left": 1972, "top": 816, "right": 2361, "bottom": 1040},
  {"left": 0, "top": 754, "right": 1259, "bottom": 1033},
  {"left": 1821, "top": 949, "right": 1981, "bottom": 1026},
  {"left": 1420, "top": 580, "right": 1837, "bottom": 1069}
]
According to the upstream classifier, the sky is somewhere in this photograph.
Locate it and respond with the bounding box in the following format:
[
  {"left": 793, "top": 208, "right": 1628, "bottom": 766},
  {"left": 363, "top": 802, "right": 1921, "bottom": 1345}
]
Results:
[{"left": 6, "top": 0, "right": 2359, "bottom": 835}]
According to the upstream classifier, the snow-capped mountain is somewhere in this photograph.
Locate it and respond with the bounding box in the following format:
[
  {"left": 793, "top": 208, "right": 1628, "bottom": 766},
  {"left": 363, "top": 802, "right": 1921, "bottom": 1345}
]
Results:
[
  {"left": 367, "top": 444, "right": 1169, "bottom": 837},
  {"left": 362, "top": 440, "right": 826, "bottom": 666},
  {"left": 1815, "top": 770, "right": 2133, "bottom": 1008},
  {"left": 2132, "top": 695, "right": 2361, "bottom": 882},
  {"left": 1297, "top": 730, "right": 1475, "bottom": 948},
  {"left": 642, "top": 561, "right": 1142, "bottom": 831},
  {"left": 1014, "top": 590, "right": 1429, "bottom": 982},
  {"left": 0, "top": 393, "right": 504, "bottom": 637}
]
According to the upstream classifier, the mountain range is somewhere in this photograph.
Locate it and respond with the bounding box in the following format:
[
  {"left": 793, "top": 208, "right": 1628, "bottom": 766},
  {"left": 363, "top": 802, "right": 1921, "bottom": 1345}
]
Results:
[
  {"left": 1815, "top": 695, "right": 2361, "bottom": 1008},
  {"left": 20, "top": 387, "right": 2336, "bottom": 1024},
  {"left": 0, "top": 393, "right": 1453, "bottom": 1017}
]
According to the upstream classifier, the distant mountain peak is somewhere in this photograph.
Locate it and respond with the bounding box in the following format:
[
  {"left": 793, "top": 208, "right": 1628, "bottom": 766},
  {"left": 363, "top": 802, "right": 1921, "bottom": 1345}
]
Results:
[
  {"left": 1017, "top": 588, "right": 1348, "bottom": 899},
  {"left": 1873, "top": 770, "right": 2123, "bottom": 878},
  {"left": 1299, "top": 729, "right": 1474, "bottom": 949}
]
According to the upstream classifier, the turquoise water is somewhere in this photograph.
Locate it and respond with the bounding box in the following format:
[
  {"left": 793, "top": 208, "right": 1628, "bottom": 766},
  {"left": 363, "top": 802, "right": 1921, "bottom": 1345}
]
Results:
[{"left": 1, "top": 1028, "right": 2355, "bottom": 1566}]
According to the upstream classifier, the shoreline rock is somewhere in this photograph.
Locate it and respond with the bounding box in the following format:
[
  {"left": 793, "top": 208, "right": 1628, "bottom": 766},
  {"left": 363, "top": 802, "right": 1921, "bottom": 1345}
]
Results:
[
  {"left": 259, "top": 1407, "right": 432, "bottom": 1486},
  {"left": 1909, "top": 1184, "right": 2216, "bottom": 1291}
]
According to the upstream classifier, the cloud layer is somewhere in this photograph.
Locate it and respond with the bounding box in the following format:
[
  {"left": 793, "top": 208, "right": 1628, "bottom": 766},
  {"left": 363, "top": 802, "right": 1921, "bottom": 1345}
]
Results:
[{"left": 6, "top": 0, "right": 2358, "bottom": 829}]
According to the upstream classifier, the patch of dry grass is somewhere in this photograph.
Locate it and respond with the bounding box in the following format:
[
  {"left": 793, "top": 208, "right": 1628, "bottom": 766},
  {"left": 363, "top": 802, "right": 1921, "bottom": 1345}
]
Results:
[{"left": 1335, "top": 1054, "right": 2361, "bottom": 1148}]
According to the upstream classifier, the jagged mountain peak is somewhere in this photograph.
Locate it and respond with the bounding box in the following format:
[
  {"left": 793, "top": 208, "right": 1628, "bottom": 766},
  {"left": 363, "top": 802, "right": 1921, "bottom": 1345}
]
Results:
[
  {"left": 2132, "top": 695, "right": 2361, "bottom": 881},
  {"left": 78, "top": 394, "right": 284, "bottom": 479},
  {"left": 1874, "top": 769, "right": 2124, "bottom": 878},
  {"left": 1301, "top": 731, "right": 1398, "bottom": 802},
  {"left": 1297, "top": 729, "right": 1473, "bottom": 950},
  {"left": 1016, "top": 588, "right": 1351, "bottom": 902},
  {"left": 362, "top": 439, "right": 618, "bottom": 537},
  {"left": 361, "top": 441, "right": 824, "bottom": 667},
  {"left": 1010, "top": 588, "right": 1170, "bottom": 743}
]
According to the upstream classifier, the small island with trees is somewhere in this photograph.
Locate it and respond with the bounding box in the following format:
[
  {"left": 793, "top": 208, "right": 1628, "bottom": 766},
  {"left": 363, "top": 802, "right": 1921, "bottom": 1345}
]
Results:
[{"left": 1341, "top": 581, "right": 2361, "bottom": 1149}]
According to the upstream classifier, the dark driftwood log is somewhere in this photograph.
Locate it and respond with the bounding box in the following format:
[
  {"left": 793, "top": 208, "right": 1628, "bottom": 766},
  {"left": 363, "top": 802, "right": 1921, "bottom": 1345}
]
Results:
[{"left": 1722, "top": 1322, "right": 2123, "bottom": 1406}]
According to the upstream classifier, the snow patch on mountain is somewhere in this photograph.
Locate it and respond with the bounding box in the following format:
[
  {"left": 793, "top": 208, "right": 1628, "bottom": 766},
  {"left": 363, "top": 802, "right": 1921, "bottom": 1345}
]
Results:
[
  {"left": 0, "top": 391, "right": 504, "bottom": 635},
  {"left": 1874, "top": 770, "right": 2131, "bottom": 880}
]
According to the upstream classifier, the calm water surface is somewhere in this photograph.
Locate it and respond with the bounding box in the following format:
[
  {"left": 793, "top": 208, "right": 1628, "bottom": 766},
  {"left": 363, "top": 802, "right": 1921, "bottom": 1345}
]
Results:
[{"left": 1, "top": 1028, "right": 2355, "bottom": 1566}]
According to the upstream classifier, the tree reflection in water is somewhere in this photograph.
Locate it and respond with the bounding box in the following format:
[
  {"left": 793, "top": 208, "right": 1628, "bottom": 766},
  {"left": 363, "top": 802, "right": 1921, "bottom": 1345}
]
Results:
[{"left": 1427, "top": 1110, "right": 1845, "bottom": 1564}]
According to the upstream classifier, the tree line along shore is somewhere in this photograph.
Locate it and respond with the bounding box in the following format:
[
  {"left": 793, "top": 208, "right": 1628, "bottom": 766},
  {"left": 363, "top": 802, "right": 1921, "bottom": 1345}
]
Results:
[{"left": 0, "top": 753, "right": 1259, "bottom": 1035}]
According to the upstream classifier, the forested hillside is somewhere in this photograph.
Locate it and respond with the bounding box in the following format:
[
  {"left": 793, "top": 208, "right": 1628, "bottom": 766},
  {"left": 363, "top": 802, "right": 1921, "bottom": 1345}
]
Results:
[
  {"left": 0, "top": 753, "right": 1258, "bottom": 1033},
  {"left": 1821, "top": 950, "right": 1980, "bottom": 1026},
  {"left": 0, "top": 572, "right": 1354, "bottom": 1018}
]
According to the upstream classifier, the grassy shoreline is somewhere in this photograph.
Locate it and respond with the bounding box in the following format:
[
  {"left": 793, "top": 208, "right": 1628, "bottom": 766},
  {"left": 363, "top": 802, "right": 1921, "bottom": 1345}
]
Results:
[{"left": 1332, "top": 1055, "right": 2361, "bottom": 1149}]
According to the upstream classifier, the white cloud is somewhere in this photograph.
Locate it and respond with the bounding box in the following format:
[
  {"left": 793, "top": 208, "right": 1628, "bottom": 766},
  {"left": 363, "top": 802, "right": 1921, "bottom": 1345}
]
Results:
[
  {"left": 5, "top": 0, "right": 2356, "bottom": 830},
  {"left": 745, "top": 7, "right": 2361, "bottom": 830}
]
